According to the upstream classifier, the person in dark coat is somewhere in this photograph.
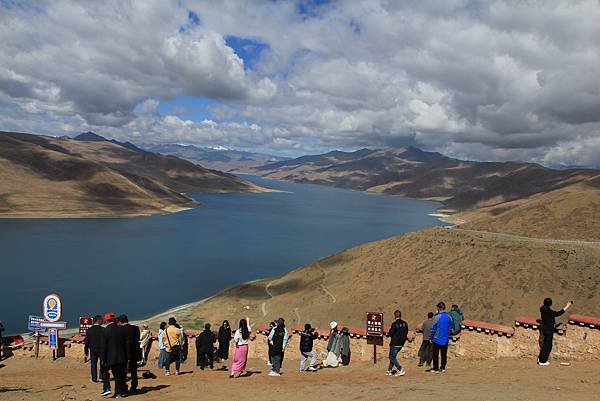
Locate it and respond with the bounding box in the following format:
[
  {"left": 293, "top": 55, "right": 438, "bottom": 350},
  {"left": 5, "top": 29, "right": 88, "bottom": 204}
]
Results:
[
  {"left": 0, "top": 320, "right": 5, "bottom": 361},
  {"left": 196, "top": 323, "right": 216, "bottom": 370},
  {"left": 538, "top": 298, "right": 572, "bottom": 366},
  {"left": 340, "top": 327, "right": 351, "bottom": 366},
  {"left": 118, "top": 315, "right": 141, "bottom": 393},
  {"left": 217, "top": 320, "right": 232, "bottom": 364},
  {"left": 386, "top": 309, "right": 408, "bottom": 376},
  {"left": 102, "top": 312, "right": 128, "bottom": 398},
  {"left": 84, "top": 315, "right": 105, "bottom": 383}
]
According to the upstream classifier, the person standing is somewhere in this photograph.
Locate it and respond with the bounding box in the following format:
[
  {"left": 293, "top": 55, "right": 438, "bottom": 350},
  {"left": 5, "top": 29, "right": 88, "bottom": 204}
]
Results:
[
  {"left": 84, "top": 315, "right": 104, "bottom": 383},
  {"left": 230, "top": 317, "right": 252, "bottom": 378},
  {"left": 139, "top": 324, "right": 151, "bottom": 366},
  {"left": 0, "top": 320, "right": 5, "bottom": 361},
  {"left": 196, "top": 323, "right": 216, "bottom": 370},
  {"left": 266, "top": 321, "right": 276, "bottom": 366},
  {"left": 268, "top": 318, "right": 287, "bottom": 376},
  {"left": 157, "top": 322, "right": 167, "bottom": 370},
  {"left": 178, "top": 323, "right": 188, "bottom": 364},
  {"left": 386, "top": 310, "right": 408, "bottom": 376},
  {"left": 538, "top": 298, "right": 572, "bottom": 366},
  {"left": 340, "top": 327, "right": 351, "bottom": 366},
  {"left": 102, "top": 312, "right": 128, "bottom": 398},
  {"left": 118, "top": 315, "right": 141, "bottom": 393},
  {"left": 430, "top": 302, "right": 453, "bottom": 373},
  {"left": 217, "top": 320, "right": 232, "bottom": 367},
  {"left": 418, "top": 312, "right": 434, "bottom": 368},
  {"left": 299, "top": 323, "right": 319, "bottom": 372},
  {"left": 323, "top": 321, "right": 342, "bottom": 368},
  {"left": 162, "top": 317, "right": 183, "bottom": 376},
  {"left": 449, "top": 305, "right": 464, "bottom": 336}
]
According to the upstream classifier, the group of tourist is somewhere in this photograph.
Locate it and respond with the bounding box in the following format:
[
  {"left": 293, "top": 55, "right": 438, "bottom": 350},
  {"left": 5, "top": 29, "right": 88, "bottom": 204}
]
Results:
[
  {"left": 83, "top": 313, "right": 144, "bottom": 398},
  {"left": 386, "top": 302, "right": 464, "bottom": 377},
  {"left": 74, "top": 296, "right": 571, "bottom": 397}
]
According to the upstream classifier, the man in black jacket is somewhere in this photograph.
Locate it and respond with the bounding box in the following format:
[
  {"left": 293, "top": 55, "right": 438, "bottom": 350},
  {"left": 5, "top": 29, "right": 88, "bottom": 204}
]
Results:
[
  {"left": 299, "top": 323, "right": 319, "bottom": 372},
  {"left": 102, "top": 313, "right": 128, "bottom": 398},
  {"left": 196, "top": 323, "right": 216, "bottom": 370},
  {"left": 84, "top": 315, "right": 104, "bottom": 383},
  {"left": 386, "top": 310, "right": 408, "bottom": 376},
  {"left": 118, "top": 315, "right": 141, "bottom": 393},
  {"left": 538, "top": 298, "right": 572, "bottom": 366}
]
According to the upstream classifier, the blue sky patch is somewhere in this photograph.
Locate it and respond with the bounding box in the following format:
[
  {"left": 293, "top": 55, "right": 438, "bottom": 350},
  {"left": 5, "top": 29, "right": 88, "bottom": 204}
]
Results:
[
  {"left": 157, "top": 96, "right": 215, "bottom": 121},
  {"left": 225, "top": 36, "right": 269, "bottom": 70}
]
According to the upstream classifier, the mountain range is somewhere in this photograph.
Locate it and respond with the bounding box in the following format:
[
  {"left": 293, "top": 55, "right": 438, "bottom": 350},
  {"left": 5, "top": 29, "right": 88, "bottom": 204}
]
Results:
[
  {"left": 0, "top": 131, "right": 268, "bottom": 217},
  {"left": 143, "top": 143, "right": 288, "bottom": 172},
  {"left": 241, "top": 147, "right": 600, "bottom": 232}
]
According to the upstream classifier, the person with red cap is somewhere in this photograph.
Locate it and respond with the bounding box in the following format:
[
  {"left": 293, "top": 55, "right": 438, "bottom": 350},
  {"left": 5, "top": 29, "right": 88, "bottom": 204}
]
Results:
[{"left": 102, "top": 312, "right": 128, "bottom": 398}]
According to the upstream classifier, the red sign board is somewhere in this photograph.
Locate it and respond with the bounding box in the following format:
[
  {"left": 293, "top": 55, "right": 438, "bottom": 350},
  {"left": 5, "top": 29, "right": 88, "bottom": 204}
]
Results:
[
  {"left": 79, "top": 316, "right": 93, "bottom": 336},
  {"left": 366, "top": 312, "right": 384, "bottom": 337}
]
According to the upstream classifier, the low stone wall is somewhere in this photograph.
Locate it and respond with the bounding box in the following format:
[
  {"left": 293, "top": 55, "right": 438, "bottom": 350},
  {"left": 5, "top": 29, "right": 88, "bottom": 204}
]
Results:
[{"left": 9, "top": 315, "right": 600, "bottom": 364}]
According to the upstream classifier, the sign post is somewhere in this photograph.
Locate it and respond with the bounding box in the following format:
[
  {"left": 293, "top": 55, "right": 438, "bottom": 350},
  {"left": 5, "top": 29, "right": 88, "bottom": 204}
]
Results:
[
  {"left": 48, "top": 328, "right": 58, "bottom": 360},
  {"left": 42, "top": 293, "right": 66, "bottom": 361},
  {"left": 79, "top": 316, "right": 93, "bottom": 336},
  {"left": 28, "top": 315, "right": 44, "bottom": 359},
  {"left": 366, "top": 312, "right": 384, "bottom": 364}
]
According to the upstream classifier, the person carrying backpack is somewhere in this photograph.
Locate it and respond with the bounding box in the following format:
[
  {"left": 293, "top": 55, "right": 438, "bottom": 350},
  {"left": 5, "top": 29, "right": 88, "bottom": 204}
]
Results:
[
  {"left": 162, "top": 317, "right": 183, "bottom": 376},
  {"left": 449, "top": 305, "right": 464, "bottom": 336},
  {"left": 299, "top": 323, "right": 319, "bottom": 372}
]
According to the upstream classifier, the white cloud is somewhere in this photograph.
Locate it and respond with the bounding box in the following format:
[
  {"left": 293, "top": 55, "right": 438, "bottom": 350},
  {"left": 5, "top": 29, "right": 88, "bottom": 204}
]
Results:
[{"left": 1, "top": 1, "right": 600, "bottom": 165}]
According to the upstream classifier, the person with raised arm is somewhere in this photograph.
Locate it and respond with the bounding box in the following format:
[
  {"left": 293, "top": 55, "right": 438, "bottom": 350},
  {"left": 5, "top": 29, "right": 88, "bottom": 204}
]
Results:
[{"left": 538, "top": 298, "right": 572, "bottom": 366}]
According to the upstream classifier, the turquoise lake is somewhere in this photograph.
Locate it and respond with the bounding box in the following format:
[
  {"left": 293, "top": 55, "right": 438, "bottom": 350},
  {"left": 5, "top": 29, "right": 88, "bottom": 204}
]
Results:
[{"left": 0, "top": 176, "right": 444, "bottom": 333}]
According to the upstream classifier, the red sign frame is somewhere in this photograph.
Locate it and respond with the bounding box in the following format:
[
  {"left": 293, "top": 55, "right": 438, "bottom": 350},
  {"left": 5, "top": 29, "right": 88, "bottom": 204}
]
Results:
[
  {"left": 366, "top": 312, "right": 384, "bottom": 337},
  {"left": 79, "top": 316, "right": 93, "bottom": 336}
]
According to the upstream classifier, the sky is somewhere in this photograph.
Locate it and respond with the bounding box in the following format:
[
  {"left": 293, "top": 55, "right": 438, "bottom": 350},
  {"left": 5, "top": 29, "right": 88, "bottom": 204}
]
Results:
[{"left": 1, "top": 0, "right": 600, "bottom": 166}]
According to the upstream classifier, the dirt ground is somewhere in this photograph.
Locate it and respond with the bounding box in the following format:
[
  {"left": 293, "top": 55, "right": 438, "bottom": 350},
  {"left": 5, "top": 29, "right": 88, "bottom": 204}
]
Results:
[{"left": 1, "top": 355, "right": 598, "bottom": 401}]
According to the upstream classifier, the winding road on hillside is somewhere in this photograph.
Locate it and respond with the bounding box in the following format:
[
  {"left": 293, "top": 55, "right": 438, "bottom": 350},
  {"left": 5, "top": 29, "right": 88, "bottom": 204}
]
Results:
[
  {"left": 261, "top": 262, "right": 338, "bottom": 319},
  {"left": 448, "top": 227, "right": 600, "bottom": 249}
]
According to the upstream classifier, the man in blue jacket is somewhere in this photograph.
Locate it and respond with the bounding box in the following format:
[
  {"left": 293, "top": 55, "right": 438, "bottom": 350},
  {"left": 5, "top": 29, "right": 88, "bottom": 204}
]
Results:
[{"left": 429, "top": 302, "right": 453, "bottom": 373}]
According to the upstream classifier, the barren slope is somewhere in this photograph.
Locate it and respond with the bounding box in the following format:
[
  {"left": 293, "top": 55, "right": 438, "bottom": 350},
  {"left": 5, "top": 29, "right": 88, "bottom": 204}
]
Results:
[
  {"left": 0, "top": 131, "right": 267, "bottom": 217},
  {"left": 457, "top": 180, "right": 600, "bottom": 241},
  {"left": 164, "top": 227, "right": 600, "bottom": 330},
  {"left": 246, "top": 147, "right": 599, "bottom": 213}
]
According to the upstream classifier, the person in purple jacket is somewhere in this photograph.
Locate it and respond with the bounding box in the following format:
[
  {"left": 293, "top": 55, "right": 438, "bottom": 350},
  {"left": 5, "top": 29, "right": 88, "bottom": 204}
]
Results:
[{"left": 429, "top": 302, "right": 453, "bottom": 373}]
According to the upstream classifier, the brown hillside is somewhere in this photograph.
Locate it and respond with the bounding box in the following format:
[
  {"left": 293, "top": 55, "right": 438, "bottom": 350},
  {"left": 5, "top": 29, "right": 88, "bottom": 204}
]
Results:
[
  {"left": 246, "top": 147, "right": 599, "bottom": 213},
  {"left": 457, "top": 181, "right": 600, "bottom": 241},
  {"left": 160, "top": 227, "right": 600, "bottom": 331},
  {"left": 0, "top": 131, "right": 267, "bottom": 217}
]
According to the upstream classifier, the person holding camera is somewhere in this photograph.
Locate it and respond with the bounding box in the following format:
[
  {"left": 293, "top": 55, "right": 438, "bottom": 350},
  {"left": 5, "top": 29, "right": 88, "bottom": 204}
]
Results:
[
  {"left": 299, "top": 323, "right": 319, "bottom": 372},
  {"left": 538, "top": 298, "right": 572, "bottom": 366}
]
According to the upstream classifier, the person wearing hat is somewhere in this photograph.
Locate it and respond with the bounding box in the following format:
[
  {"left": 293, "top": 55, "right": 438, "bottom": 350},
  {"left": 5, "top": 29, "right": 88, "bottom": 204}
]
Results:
[
  {"left": 323, "top": 321, "right": 342, "bottom": 368},
  {"left": 102, "top": 312, "right": 128, "bottom": 397}
]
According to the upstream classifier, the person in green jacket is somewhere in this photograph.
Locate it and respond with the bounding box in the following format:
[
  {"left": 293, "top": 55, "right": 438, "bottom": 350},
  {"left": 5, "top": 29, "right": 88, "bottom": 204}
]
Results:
[{"left": 449, "top": 305, "right": 464, "bottom": 336}]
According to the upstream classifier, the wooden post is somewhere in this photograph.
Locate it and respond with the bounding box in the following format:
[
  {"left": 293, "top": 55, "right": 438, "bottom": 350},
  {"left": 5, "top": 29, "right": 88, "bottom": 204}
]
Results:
[
  {"left": 373, "top": 342, "right": 377, "bottom": 364},
  {"left": 34, "top": 332, "right": 40, "bottom": 359}
]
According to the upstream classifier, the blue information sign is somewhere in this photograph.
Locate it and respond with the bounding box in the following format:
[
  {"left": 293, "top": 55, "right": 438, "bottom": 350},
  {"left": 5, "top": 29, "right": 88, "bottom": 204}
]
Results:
[
  {"left": 28, "top": 315, "right": 44, "bottom": 332},
  {"left": 48, "top": 328, "right": 58, "bottom": 350}
]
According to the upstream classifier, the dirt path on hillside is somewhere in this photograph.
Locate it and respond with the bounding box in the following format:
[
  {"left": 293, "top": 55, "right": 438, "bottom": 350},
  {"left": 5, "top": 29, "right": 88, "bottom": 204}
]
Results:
[
  {"left": 316, "top": 262, "right": 337, "bottom": 303},
  {"left": 0, "top": 356, "right": 598, "bottom": 401},
  {"left": 449, "top": 227, "right": 600, "bottom": 248}
]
